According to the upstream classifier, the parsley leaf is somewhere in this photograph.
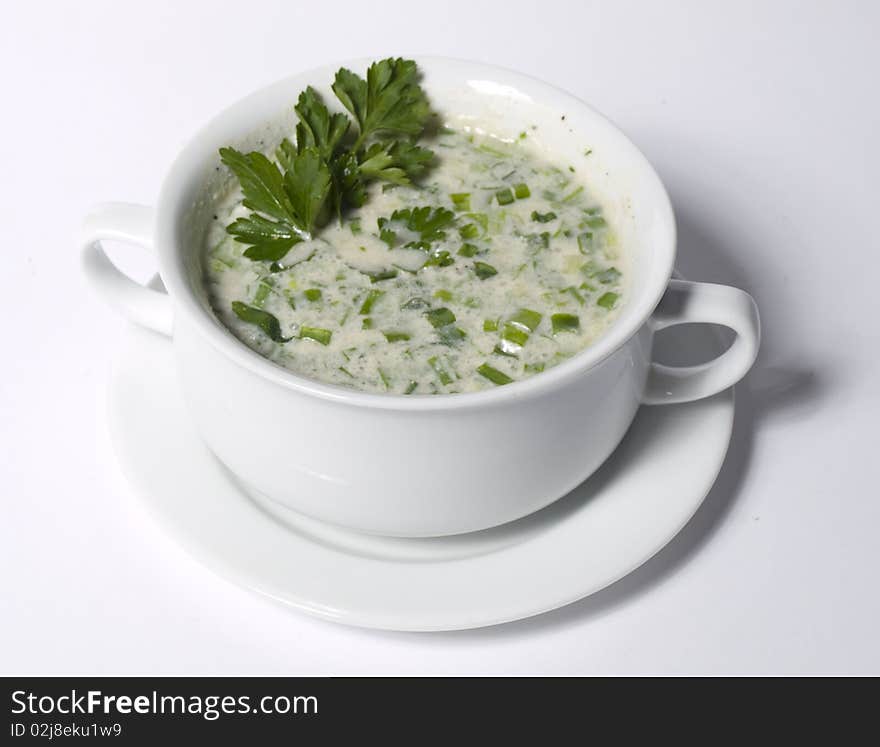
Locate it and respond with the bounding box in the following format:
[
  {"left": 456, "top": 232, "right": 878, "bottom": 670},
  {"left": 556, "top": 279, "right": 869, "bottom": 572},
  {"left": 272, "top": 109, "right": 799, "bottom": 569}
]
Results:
[
  {"left": 377, "top": 206, "right": 456, "bottom": 249},
  {"left": 293, "top": 87, "right": 350, "bottom": 160},
  {"left": 333, "top": 58, "right": 430, "bottom": 148},
  {"left": 358, "top": 141, "right": 434, "bottom": 184},
  {"left": 220, "top": 146, "right": 331, "bottom": 261},
  {"left": 221, "top": 59, "right": 436, "bottom": 264}
]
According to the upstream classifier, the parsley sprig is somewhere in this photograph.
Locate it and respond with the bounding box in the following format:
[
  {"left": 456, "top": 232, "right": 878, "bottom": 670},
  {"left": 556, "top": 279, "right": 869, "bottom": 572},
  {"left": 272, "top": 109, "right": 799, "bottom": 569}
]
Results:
[{"left": 220, "top": 58, "right": 435, "bottom": 262}]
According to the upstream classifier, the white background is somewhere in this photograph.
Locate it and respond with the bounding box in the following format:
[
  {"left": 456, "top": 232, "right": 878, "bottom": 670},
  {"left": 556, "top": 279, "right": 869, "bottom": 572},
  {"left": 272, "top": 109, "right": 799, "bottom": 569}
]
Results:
[{"left": 2, "top": 0, "right": 878, "bottom": 675}]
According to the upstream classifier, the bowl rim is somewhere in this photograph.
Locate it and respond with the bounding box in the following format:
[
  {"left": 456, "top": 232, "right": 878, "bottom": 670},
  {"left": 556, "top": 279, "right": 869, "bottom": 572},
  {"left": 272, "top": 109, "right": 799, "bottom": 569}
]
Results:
[{"left": 156, "top": 55, "right": 676, "bottom": 412}]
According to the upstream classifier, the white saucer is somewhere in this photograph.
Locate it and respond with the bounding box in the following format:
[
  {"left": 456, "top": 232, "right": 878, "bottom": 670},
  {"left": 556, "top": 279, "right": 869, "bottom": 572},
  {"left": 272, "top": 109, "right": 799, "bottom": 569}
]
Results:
[{"left": 108, "top": 316, "right": 733, "bottom": 631}]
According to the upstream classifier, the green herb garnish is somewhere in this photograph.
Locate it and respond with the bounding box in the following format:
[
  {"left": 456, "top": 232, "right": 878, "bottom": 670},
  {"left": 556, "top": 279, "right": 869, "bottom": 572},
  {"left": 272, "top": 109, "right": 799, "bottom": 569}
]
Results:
[
  {"left": 231, "top": 301, "right": 291, "bottom": 342},
  {"left": 477, "top": 363, "right": 513, "bottom": 386}
]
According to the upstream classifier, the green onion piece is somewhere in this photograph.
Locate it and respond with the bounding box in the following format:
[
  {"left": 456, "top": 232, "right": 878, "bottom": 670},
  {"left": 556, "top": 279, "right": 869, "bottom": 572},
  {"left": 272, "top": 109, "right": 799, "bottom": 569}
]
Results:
[
  {"left": 253, "top": 281, "right": 272, "bottom": 307},
  {"left": 404, "top": 381, "right": 418, "bottom": 395},
  {"left": 514, "top": 183, "right": 531, "bottom": 199},
  {"left": 364, "top": 268, "right": 398, "bottom": 283},
  {"left": 231, "top": 301, "right": 291, "bottom": 342},
  {"left": 362, "top": 318, "right": 374, "bottom": 329},
  {"left": 477, "top": 363, "right": 513, "bottom": 386},
  {"left": 451, "top": 193, "right": 471, "bottom": 211},
  {"left": 474, "top": 261, "right": 498, "bottom": 280},
  {"left": 465, "top": 212, "right": 489, "bottom": 233},
  {"left": 401, "top": 296, "right": 429, "bottom": 310},
  {"left": 428, "top": 356, "right": 454, "bottom": 385},
  {"left": 577, "top": 232, "right": 593, "bottom": 253},
  {"left": 359, "top": 289, "right": 384, "bottom": 315},
  {"left": 483, "top": 318, "right": 499, "bottom": 332},
  {"left": 531, "top": 211, "right": 557, "bottom": 223},
  {"left": 524, "top": 362, "right": 546, "bottom": 374},
  {"left": 501, "top": 323, "right": 529, "bottom": 347},
  {"left": 585, "top": 215, "right": 607, "bottom": 228},
  {"left": 383, "top": 330, "right": 411, "bottom": 342},
  {"left": 378, "top": 368, "right": 391, "bottom": 390},
  {"left": 595, "top": 267, "right": 621, "bottom": 284},
  {"left": 460, "top": 223, "right": 480, "bottom": 240},
  {"left": 597, "top": 292, "right": 619, "bottom": 309},
  {"left": 338, "top": 366, "right": 354, "bottom": 378},
  {"left": 495, "top": 188, "right": 515, "bottom": 206},
  {"left": 458, "top": 243, "right": 479, "bottom": 257},
  {"left": 493, "top": 344, "right": 517, "bottom": 358},
  {"left": 300, "top": 326, "right": 332, "bottom": 345},
  {"left": 562, "top": 185, "right": 585, "bottom": 202},
  {"left": 433, "top": 289, "right": 453, "bottom": 302},
  {"left": 509, "top": 308, "right": 542, "bottom": 332},
  {"left": 349, "top": 218, "right": 362, "bottom": 235},
  {"left": 551, "top": 313, "right": 581, "bottom": 334},
  {"left": 304, "top": 288, "right": 322, "bottom": 302},
  {"left": 437, "top": 326, "right": 466, "bottom": 345},
  {"left": 425, "top": 307, "right": 456, "bottom": 328}
]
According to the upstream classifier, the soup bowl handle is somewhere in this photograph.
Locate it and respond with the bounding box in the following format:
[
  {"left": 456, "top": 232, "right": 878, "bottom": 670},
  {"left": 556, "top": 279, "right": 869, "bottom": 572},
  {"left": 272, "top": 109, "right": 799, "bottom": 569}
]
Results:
[
  {"left": 642, "top": 279, "right": 760, "bottom": 405},
  {"left": 80, "top": 202, "right": 172, "bottom": 337}
]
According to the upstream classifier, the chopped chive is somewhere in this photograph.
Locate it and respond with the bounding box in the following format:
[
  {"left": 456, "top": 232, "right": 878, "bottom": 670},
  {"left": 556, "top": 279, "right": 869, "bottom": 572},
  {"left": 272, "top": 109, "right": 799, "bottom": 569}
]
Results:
[
  {"left": 561, "top": 286, "right": 585, "bottom": 305},
  {"left": 514, "top": 182, "right": 531, "bottom": 199},
  {"left": 474, "top": 261, "right": 498, "bottom": 280},
  {"left": 338, "top": 366, "right": 354, "bottom": 378},
  {"left": 458, "top": 243, "right": 479, "bottom": 257},
  {"left": 465, "top": 212, "right": 489, "bottom": 233},
  {"left": 359, "top": 289, "right": 384, "bottom": 314},
  {"left": 518, "top": 131, "right": 527, "bottom": 140},
  {"left": 231, "top": 302, "right": 291, "bottom": 342},
  {"left": 551, "top": 313, "right": 580, "bottom": 334},
  {"left": 501, "top": 323, "right": 529, "bottom": 348},
  {"left": 595, "top": 267, "right": 621, "bottom": 284},
  {"left": 300, "top": 326, "right": 332, "bottom": 345},
  {"left": 404, "top": 381, "right": 419, "bottom": 395},
  {"left": 577, "top": 232, "right": 593, "bottom": 253},
  {"left": 524, "top": 362, "right": 546, "bottom": 374},
  {"left": 378, "top": 368, "right": 391, "bottom": 390},
  {"left": 562, "top": 185, "right": 584, "bottom": 203},
  {"left": 477, "top": 363, "right": 513, "bottom": 386},
  {"left": 304, "top": 288, "right": 322, "bottom": 302},
  {"left": 584, "top": 215, "right": 607, "bottom": 228},
  {"left": 437, "top": 325, "right": 467, "bottom": 345},
  {"left": 253, "top": 281, "right": 272, "bottom": 307},
  {"left": 493, "top": 343, "right": 517, "bottom": 358},
  {"left": 483, "top": 318, "right": 499, "bottom": 332},
  {"left": 383, "top": 330, "right": 411, "bottom": 343},
  {"left": 459, "top": 223, "right": 480, "bottom": 240},
  {"left": 597, "top": 292, "right": 619, "bottom": 309},
  {"left": 401, "top": 296, "right": 429, "bottom": 310},
  {"left": 450, "top": 192, "right": 471, "bottom": 211},
  {"left": 531, "top": 211, "right": 557, "bottom": 223},
  {"left": 584, "top": 148, "right": 593, "bottom": 156},
  {"left": 425, "top": 307, "right": 456, "bottom": 327},
  {"left": 433, "top": 289, "right": 453, "bottom": 302},
  {"left": 362, "top": 317, "right": 374, "bottom": 329},
  {"left": 428, "top": 356, "right": 453, "bottom": 385},
  {"left": 508, "top": 308, "right": 542, "bottom": 332},
  {"left": 495, "top": 187, "right": 515, "bottom": 206},
  {"left": 364, "top": 268, "right": 398, "bottom": 283},
  {"left": 349, "top": 218, "right": 362, "bottom": 235}
]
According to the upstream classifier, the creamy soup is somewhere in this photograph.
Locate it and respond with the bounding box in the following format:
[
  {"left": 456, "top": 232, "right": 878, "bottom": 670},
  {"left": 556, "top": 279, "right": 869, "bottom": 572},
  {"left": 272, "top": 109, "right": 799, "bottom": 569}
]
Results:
[{"left": 204, "top": 126, "right": 626, "bottom": 394}]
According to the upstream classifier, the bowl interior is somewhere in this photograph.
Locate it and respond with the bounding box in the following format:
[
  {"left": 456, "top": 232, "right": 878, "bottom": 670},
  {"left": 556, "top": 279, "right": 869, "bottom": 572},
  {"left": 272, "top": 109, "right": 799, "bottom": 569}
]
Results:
[{"left": 157, "top": 57, "right": 675, "bottom": 404}]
